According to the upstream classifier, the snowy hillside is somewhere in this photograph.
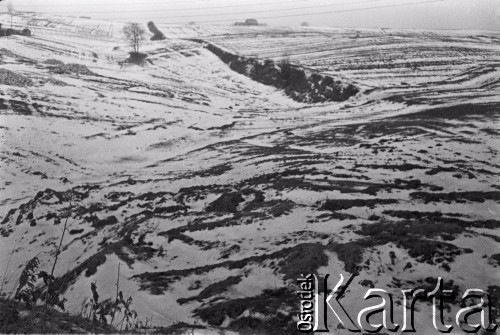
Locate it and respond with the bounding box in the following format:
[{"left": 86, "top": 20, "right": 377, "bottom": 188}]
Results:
[{"left": 0, "top": 12, "right": 499, "bottom": 334}]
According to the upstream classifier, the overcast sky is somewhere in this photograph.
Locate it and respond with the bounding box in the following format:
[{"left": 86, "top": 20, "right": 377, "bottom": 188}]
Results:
[{"left": 3, "top": 0, "right": 500, "bottom": 30}]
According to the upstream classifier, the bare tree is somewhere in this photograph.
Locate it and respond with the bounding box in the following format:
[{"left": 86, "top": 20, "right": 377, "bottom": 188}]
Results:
[
  {"left": 123, "top": 22, "right": 146, "bottom": 54},
  {"left": 7, "top": 2, "right": 14, "bottom": 28}
]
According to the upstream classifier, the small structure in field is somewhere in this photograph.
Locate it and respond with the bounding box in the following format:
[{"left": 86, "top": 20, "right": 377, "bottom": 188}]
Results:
[
  {"left": 234, "top": 19, "right": 262, "bottom": 26},
  {"left": 245, "top": 19, "right": 259, "bottom": 26}
]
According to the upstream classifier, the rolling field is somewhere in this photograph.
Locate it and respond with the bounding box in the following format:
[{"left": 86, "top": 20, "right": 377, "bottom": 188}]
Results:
[
  {"left": 0, "top": 13, "right": 499, "bottom": 334},
  {"left": 204, "top": 26, "right": 500, "bottom": 88}
]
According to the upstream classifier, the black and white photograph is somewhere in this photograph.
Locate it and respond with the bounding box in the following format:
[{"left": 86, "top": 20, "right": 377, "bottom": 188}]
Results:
[{"left": 0, "top": 0, "right": 499, "bottom": 334}]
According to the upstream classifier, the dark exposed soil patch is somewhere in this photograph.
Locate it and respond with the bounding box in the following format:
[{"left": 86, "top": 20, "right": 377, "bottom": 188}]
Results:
[
  {"left": 176, "top": 184, "right": 227, "bottom": 203},
  {"left": 91, "top": 215, "right": 118, "bottom": 229},
  {"left": 325, "top": 213, "right": 491, "bottom": 274},
  {"left": 49, "top": 62, "right": 95, "bottom": 76},
  {"left": 320, "top": 199, "right": 398, "bottom": 211},
  {"left": 316, "top": 212, "right": 357, "bottom": 221},
  {"left": 207, "top": 122, "right": 237, "bottom": 131},
  {"left": 2, "top": 186, "right": 96, "bottom": 229},
  {"left": 189, "top": 163, "right": 232, "bottom": 178},
  {"left": 153, "top": 205, "right": 188, "bottom": 215},
  {"left": 161, "top": 202, "right": 289, "bottom": 241},
  {"left": 177, "top": 276, "right": 242, "bottom": 305},
  {"left": 239, "top": 169, "right": 431, "bottom": 195},
  {"left": 133, "top": 243, "right": 332, "bottom": 294},
  {"left": 160, "top": 217, "right": 239, "bottom": 239},
  {"left": 206, "top": 192, "right": 245, "bottom": 213},
  {"left": 355, "top": 163, "right": 426, "bottom": 171},
  {"left": 426, "top": 166, "right": 460, "bottom": 175},
  {"left": 267, "top": 200, "right": 295, "bottom": 217},
  {"left": 383, "top": 210, "right": 500, "bottom": 229},
  {"left": 278, "top": 243, "right": 329, "bottom": 281},
  {"left": 44, "top": 59, "right": 64, "bottom": 65},
  {"left": 54, "top": 214, "right": 153, "bottom": 293},
  {"left": 491, "top": 254, "right": 500, "bottom": 266},
  {"left": 193, "top": 287, "right": 298, "bottom": 332},
  {"left": 220, "top": 244, "right": 241, "bottom": 259},
  {"left": 83, "top": 253, "right": 107, "bottom": 277},
  {"left": 0, "top": 97, "right": 9, "bottom": 110},
  {"left": 68, "top": 228, "right": 84, "bottom": 235},
  {"left": 482, "top": 128, "right": 500, "bottom": 136},
  {"left": 348, "top": 220, "right": 471, "bottom": 269},
  {"left": 0, "top": 69, "right": 34, "bottom": 87},
  {"left": 155, "top": 322, "right": 206, "bottom": 334},
  {"left": 9, "top": 100, "right": 32, "bottom": 115},
  {"left": 229, "top": 313, "right": 301, "bottom": 335},
  {"left": 397, "top": 103, "right": 499, "bottom": 121},
  {"left": 162, "top": 188, "right": 292, "bottom": 241},
  {"left": 410, "top": 191, "right": 500, "bottom": 203}
]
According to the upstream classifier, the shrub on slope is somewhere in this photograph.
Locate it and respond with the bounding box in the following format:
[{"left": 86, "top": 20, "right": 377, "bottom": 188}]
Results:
[
  {"left": 49, "top": 63, "right": 95, "bottom": 76},
  {"left": 0, "top": 298, "right": 115, "bottom": 334},
  {"left": 147, "top": 21, "right": 166, "bottom": 41},
  {"left": 0, "top": 68, "right": 33, "bottom": 87},
  {"left": 193, "top": 40, "right": 359, "bottom": 103}
]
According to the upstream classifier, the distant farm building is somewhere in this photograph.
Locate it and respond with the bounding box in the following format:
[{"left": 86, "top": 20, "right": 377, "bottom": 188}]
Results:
[
  {"left": 245, "top": 19, "right": 259, "bottom": 26},
  {"left": 234, "top": 19, "right": 261, "bottom": 26}
]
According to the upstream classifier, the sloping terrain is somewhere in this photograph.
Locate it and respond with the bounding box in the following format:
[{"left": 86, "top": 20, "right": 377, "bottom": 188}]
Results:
[
  {"left": 1, "top": 12, "right": 123, "bottom": 40},
  {"left": 0, "top": 14, "right": 499, "bottom": 334},
  {"left": 204, "top": 26, "right": 500, "bottom": 89}
]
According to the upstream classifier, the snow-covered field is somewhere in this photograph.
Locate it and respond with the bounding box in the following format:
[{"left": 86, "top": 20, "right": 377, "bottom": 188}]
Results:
[{"left": 0, "top": 12, "right": 499, "bottom": 334}]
